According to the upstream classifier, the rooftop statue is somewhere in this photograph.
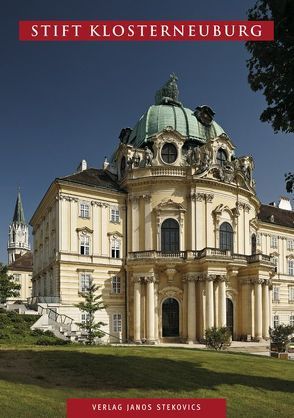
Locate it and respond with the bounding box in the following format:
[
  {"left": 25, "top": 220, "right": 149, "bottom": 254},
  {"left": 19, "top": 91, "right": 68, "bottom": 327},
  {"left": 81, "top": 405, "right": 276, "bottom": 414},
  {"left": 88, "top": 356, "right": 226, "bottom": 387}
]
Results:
[{"left": 155, "top": 73, "right": 180, "bottom": 105}]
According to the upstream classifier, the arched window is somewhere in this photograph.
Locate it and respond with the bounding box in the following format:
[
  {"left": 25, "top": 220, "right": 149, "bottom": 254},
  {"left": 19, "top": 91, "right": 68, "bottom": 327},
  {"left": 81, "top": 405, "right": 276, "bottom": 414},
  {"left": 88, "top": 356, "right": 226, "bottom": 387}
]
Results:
[
  {"left": 216, "top": 149, "right": 227, "bottom": 167},
  {"left": 161, "top": 143, "right": 177, "bottom": 164},
  {"left": 161, "top": 218, "right": 179, "bottom": 253},
  {"left": 251, "top": 234, "right": 257, "bottom": 255},
  {"left": 219, "top": 222, "right": 233, "bottom": 252}
]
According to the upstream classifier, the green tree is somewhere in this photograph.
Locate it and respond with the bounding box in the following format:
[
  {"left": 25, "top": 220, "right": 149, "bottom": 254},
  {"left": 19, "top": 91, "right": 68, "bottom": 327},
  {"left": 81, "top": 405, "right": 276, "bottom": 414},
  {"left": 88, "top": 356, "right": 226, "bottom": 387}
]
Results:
[
  {"left": 269, "top": 324, "right": 294, "bottom": 352},
  {"left": 0, "top": 263, "right": 21, "bottom": 304},
  {"left": 285, "top": 172, "right": 294, "bottom": 193},
  {"left": 205, "top": 326, "right": 232, "bottom": 351},
  {"left": 76, "top": 280, "right": 106, "bottom": 345},
  {"left": 246, "top": 0, "right": 294, "bottom": 133}
]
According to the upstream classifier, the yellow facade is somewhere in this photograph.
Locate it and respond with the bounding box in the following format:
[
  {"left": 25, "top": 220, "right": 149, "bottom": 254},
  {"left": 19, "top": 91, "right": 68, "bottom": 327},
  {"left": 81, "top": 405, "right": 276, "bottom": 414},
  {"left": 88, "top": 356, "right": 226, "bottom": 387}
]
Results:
[{"left": 30, "top": 78, "right": 294, "bottom": 343}]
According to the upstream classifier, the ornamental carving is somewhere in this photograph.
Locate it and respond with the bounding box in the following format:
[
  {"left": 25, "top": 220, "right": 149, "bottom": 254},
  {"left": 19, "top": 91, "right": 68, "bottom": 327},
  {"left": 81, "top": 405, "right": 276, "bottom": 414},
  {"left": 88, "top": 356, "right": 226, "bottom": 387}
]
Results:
[
  {"left": 251, "top": 278, "right": 264, "bottom": 285},
  {"left": 183, "top": 273, "right": 199, "bottom": 281},
  {"left": 91, "top": 201, "right": 103, "bottom": 207},
  {"left": 57, "top": 194, "right": 79, "bottom": 202},
  {"left": 195, "top": 193, "right": 214, "bottom": 203},
  {"left": 212, "top": 204, "right": 236, "bottom": 225},
  {"left": 159, "top": 286, "right": 183, "bottom": 301},
  {"left": 142, "top": 194, "right": 151, "bottom": 202},
  {"left": 156, "top": 199, "right": 186, "bottom": 212},
  {"left": 132, "top": 276, "right": 143, "bottom": 284},
  {"left": 144, "top": 275, "right": 157, "bottom": 284}
]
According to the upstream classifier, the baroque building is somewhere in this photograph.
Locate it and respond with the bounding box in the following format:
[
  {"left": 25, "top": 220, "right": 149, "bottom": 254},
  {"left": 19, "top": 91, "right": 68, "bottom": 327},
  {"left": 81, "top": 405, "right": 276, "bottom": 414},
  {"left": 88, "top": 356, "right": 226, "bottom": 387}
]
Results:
[
  {"left": 7, "top": 191, "right": 33, "bottom": 303},
  {"left": 29, "top": 75, "right": 294, "bottom": 343}
]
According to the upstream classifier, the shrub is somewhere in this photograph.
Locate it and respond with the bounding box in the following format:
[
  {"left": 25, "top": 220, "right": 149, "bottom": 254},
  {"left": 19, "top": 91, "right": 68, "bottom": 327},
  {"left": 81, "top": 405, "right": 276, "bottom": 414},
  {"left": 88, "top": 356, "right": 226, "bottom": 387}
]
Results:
[
  {"left": 30, "top": 329, "right": 46, "bottom": 337},
  {"left": 35, "top": 336, "right": 70, "bottom": 346},
  {"left": 205, "top": 327, "right": 232, "bottom": 350},
  {"left": 269, "top": 324, "right": 294, "bottom": 352}
]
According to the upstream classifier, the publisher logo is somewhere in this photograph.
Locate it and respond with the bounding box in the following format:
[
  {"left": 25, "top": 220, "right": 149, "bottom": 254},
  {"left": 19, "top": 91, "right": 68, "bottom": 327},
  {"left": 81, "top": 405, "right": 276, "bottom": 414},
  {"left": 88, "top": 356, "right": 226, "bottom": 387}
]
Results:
[{"left": 67, "top": 398, "right": 226, "bottom": 418}]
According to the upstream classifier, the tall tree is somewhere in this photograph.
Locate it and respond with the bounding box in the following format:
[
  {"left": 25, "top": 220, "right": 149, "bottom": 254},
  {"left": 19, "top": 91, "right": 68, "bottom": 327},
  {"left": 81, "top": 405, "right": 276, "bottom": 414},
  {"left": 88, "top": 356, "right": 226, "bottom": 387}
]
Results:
[
  {"left": 76, "top": 280, "right": 106, "bottom": 345},
  {"left": 0, "top": 264, "right": 21, "bottom": 304},
  {"left": 246, "top": 0, "right": 294, "bottom": 133}
]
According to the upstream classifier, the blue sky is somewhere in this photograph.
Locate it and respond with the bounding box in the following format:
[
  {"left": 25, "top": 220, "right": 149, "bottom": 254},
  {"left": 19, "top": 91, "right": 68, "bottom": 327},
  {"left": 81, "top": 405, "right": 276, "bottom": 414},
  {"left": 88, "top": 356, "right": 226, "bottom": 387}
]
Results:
[{"left": 0, "top": 0, "right": 293, "bottom": 262}]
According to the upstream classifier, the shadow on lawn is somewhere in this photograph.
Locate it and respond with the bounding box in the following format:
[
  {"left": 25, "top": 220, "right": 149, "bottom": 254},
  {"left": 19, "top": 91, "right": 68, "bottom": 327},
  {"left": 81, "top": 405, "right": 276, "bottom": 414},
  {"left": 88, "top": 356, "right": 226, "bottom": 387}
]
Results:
[{"left": 0, "top": 348, "right": 292, "bottom": 393}]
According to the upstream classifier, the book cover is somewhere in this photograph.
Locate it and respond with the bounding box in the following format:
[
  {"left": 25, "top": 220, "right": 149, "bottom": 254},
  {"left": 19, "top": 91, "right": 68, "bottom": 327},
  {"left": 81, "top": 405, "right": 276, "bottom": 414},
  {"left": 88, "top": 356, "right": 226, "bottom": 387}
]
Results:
[{"left": 0, "top": 1, "right": 293, "bottom": 418}]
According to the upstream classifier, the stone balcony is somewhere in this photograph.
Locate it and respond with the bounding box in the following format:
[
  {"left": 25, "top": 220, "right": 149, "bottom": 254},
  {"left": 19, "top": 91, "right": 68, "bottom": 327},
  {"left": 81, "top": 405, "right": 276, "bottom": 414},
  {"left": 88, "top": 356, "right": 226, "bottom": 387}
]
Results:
[{"left": 128, "top": 248, "right": 274, "bottom": 268}]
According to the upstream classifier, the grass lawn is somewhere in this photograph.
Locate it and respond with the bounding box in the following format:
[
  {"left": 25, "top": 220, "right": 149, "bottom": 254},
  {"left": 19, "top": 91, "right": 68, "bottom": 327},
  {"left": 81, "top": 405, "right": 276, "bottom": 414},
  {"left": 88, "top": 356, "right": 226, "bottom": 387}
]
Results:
[{"left": 0, "top": 345, "right": 293, "bottom": 418}]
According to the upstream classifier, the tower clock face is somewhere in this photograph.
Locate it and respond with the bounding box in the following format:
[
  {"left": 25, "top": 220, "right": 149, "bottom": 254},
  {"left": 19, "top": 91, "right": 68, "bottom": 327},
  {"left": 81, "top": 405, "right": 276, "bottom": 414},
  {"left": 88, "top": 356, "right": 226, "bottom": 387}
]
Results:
[{"left": 161, "top": 142, "right": 177, "bottom": 164}]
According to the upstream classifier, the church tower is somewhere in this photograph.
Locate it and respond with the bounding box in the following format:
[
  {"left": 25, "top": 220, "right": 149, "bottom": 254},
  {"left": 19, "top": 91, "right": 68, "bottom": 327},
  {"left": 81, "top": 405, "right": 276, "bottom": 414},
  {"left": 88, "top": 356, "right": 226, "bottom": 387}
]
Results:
[{"left": 7, "top": 191, "right": 30, "bottom": 264}]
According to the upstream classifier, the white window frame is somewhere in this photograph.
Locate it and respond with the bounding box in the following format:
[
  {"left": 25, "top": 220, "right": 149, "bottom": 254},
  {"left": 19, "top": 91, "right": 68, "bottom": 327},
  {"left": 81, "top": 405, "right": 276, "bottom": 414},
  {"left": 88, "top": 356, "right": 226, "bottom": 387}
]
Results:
[
  {"left": 273, "top": 286, "right": 280, "bottom": 303},
  {"left": 80, "top": 234, "right": 90, "bottom": 255},
  {"left": 288, "top": 259, "right": 294, "bottom": 276},
  {"left": 111, "top": 238, "right": 120, "bottom": 258},
  {"left": 272, "top": 257, "right": 278, "bottom": 273},
  {"left": 80, "top": 273, "right": 91, "bottom": 292},
  {"left": 113, "top": 313, "right": 122, "bottom": 333},
  {"left": 81, "top": 312, "right": 91, "bottom": 324},
  {"left": 111, "top": 276, "right": 121, "bottom": 294},
  {"left": 270, "top": 235, "right": 278, "bottom": 249},
  {"left": 288, "top": 286, "right": 294, "bottom": 303},
  {"left": 110, "top": 207, "right": 120, "bottom": 223},
  {"left": 287, "top": 239, "right": 294, "bottom": 251},
  {"left": 80, "top": 202, "right": 90, "bottom": 219},
  {"left": 273, "top": 315, "right": 279, "bottom": 328},
  {"left": 13, "top": 274, "right": 21, "bottom": 283},
  {"left": 290, "top": 315, "right": 294, "bottom": 327},
  {"left": 256, "top": 233, "right": 261, "bottom": 246}
]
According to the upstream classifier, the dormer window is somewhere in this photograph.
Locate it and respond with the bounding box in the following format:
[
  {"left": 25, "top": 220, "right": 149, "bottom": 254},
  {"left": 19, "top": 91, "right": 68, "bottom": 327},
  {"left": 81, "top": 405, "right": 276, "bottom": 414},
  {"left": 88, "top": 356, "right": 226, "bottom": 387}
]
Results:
[
  {"left": 216, "top": 149, "right": 227, "bottom": 167},
  {"left": 161, "top": 143, "right": 177, "bottom": 164}
]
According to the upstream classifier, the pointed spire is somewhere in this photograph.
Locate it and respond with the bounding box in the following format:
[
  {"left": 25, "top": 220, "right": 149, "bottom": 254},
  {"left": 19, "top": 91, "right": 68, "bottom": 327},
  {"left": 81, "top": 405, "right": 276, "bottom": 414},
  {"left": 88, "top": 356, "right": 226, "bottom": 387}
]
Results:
[
  {"left": 155, "top": 73, "right": 180, "bottom": 105},
  {"left": 13, "top": 190, "right": 26, "bottom": 224}
]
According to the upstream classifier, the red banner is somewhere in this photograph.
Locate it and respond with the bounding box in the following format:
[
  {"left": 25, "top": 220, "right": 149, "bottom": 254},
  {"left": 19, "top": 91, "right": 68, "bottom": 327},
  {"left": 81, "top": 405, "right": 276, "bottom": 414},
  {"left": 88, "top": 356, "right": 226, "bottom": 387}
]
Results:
[
  {"left": 19, "top": 20, "right": 274, "bottom": 41},
  {"left": 67, "top": 398, "right": 226, "bottom": 418}
]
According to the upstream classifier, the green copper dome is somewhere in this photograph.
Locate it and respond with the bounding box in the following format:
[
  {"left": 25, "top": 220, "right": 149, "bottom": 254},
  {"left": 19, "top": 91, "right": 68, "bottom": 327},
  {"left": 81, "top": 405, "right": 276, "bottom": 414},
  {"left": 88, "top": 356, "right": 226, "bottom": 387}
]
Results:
[{"left": 127, "top": 74, "right": 226, "bottom": 147}]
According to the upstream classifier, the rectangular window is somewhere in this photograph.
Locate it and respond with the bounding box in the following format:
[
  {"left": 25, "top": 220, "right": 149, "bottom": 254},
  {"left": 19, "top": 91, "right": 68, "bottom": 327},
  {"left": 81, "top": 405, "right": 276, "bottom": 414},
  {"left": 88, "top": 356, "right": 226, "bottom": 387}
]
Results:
[
  {"left": 273, "top": 286, "right": 280, "bottom": 303},
  {"left": 287, "top": 239, "right": 294, "bottom": 251},
  {"left": 113, "top": 313, "right": 122, "bottom": 332},
  {"left": 80, "top": 235, "right": 90, "bottom": 255},
  {"left": 13, "top": 274, "right": 21, "bottom": 282},
  {"left": 110, "top": 208, "right": 120, "bottom": 223},
  {"left": 290, "top": 315, "right": 294, "bottom": 327},
  {"left": 273, "top": 315, "right": 279, "bottom": 328},
  {"left": 80, "top": 203, "right": 90, "bottom": 219},
  {"left": 81, "top": 312, "right": 91, "bottom": 324},
  {"left": 288, "top": 286, "right": 294, "bottom": 303},
  {"left": 80, "top": 273, "right": 91, "bottom": 292},
  {"left": 256, "top": 233, "right": 261, "bottom": 246},
  {"left": 270, "top": 235, "right": 278, "bottom": 249},
  {"left": 111, "top": 239, "right": 120, "bottom": 258},
  {"left": 272, "top": 257, "right": 278, "bottom": 273},
  {"left": 111, "top": 276, "right": 121, "bottom": 294},
  {"left": 288, "top": 260, "right": 294, "bottom": 276}
]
